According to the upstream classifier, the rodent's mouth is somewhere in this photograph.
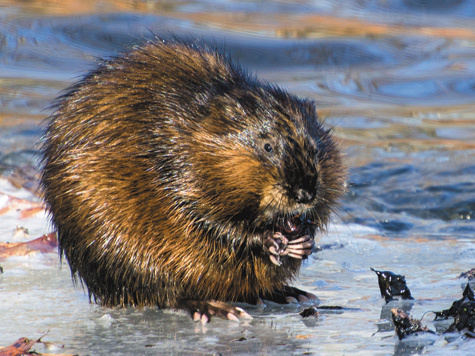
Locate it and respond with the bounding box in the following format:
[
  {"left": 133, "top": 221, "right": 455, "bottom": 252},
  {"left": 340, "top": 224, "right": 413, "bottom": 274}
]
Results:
[{"left": 274, "top": 214, "right": 314, "bottom": 241}]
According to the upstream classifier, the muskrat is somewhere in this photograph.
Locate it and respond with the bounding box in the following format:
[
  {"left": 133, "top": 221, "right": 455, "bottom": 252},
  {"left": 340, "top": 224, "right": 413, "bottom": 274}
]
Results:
[{"left": 40, "top": 39, "right": 345, "bottom": 323}]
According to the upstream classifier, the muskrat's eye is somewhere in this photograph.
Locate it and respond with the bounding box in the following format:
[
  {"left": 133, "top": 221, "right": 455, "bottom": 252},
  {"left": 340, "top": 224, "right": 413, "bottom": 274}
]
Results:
[{"left": 264, "top": 143, "right": 273, "bottom": 153}]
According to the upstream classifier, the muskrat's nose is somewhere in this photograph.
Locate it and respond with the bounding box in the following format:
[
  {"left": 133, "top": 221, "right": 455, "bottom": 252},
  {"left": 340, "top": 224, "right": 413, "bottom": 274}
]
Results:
[{"left": 294, "top": 188, "right": 314, "bottom": 204}]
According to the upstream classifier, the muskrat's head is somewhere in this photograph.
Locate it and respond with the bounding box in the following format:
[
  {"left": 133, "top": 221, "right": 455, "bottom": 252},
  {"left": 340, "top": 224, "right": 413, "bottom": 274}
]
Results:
[{"left": 187, "top": 80, "right": 345, "bottom": 241}]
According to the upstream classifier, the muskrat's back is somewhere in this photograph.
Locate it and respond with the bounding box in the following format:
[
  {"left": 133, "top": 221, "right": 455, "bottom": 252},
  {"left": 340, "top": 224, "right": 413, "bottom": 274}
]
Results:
[{"left": 41, "top": 40, "right": 344, "bottom": 320}]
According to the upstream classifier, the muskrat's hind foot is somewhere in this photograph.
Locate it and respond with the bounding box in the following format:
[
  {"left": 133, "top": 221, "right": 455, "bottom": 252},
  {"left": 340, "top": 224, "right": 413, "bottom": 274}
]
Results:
[
  {"left": 182, "top": 300, "right": 253, "bottom": 324},
  {"left": 261, "top": 285, "right": 318, "bottom": 304}
]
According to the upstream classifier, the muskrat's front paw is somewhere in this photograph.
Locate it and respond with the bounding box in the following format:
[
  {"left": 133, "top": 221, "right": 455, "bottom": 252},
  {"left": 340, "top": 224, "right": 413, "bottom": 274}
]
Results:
[
  {"left": 264, "top": 232, "right": 289, "bottom": 266},
  {"left": 264, "top": 232, "right": 314, "bottom": 265},
  {"left": 281, "top": 234, "right": 314, "bottom": 260},
  {"left": 183, "top": 300, "right": 253, "bottom": 324}
]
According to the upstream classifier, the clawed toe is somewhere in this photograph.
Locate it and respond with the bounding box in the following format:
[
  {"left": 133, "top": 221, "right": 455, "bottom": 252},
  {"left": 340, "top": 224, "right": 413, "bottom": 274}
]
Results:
[
  {"left": 264, "top": 232, "right": 315, "bottom": 265},
  {"left": 183, "top": 300, "right": 253, "bottom": 323}
]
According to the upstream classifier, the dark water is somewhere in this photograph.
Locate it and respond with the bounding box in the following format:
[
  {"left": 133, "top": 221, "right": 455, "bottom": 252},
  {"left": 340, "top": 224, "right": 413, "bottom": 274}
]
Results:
[{"left": 0, "top": 1, "right": 474, "bottom": 355}]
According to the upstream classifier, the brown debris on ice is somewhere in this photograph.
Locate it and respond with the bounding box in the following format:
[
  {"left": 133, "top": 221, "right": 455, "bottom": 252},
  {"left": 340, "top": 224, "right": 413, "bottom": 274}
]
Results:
[{"left": 0, "top": 233, "right": 57, "bottom": 261}]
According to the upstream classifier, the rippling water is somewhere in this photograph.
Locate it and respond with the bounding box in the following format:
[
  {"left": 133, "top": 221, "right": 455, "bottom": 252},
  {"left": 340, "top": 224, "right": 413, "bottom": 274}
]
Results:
[{"left": 0, "top": 1, "right": 474, "bottom": 355}]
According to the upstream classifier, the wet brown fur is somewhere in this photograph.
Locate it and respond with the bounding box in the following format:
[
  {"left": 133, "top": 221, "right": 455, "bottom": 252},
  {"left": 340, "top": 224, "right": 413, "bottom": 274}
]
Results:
[{"left": 40, "top": 40, "right": 345, "bottom": 309}]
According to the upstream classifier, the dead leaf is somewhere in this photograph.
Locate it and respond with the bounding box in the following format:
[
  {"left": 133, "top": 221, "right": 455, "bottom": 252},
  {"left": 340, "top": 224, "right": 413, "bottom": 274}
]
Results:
[
  {"left": 0, "top": 337, "right": 38, "bottom": 356},
  {"left": 0, "top": 334, "right": 74, "bottom": 356},
  {"left": 0, "top": 233, "right": 58, "bottom": 260},
  {"left": 0, "top": 192, "right": 44, "bottom": 218}
]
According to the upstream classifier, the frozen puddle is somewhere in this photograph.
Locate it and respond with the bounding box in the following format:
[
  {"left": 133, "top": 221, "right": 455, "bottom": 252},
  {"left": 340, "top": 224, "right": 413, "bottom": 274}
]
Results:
[{"left": 0, "top": 178, "right": 473, "bottom": 355}]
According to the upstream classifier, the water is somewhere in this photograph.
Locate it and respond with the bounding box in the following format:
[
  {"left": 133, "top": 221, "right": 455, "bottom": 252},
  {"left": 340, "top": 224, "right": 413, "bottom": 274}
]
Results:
[{"left": 0, "top": 1, "right": 474, "bottom": 355}]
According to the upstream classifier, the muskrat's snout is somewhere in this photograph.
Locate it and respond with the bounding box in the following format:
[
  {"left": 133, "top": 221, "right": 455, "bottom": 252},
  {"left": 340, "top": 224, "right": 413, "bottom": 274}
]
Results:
[
  {"left": 293, "top": 187, "right": 315, "bottom": 204},
  {"left": 285, "top": 154, "right": 319, "bottom": 206},
  {"left": 290, "top": 171, "right": 318, "bottom": 204}
]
